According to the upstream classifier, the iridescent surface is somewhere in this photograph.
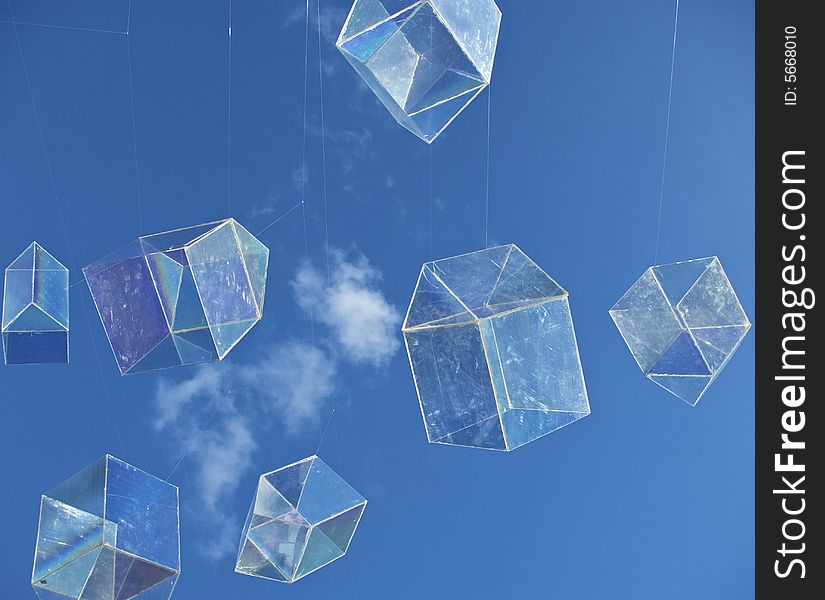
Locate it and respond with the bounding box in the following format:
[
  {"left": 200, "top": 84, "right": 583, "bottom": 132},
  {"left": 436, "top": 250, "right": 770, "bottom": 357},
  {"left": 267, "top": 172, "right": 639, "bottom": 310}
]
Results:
[
  {"left": 402, "top": 244, "right": 590, "bottom": 451},
  {"left": 2, "top": 242, "right": 69, "bottom": 365},
  {"left": 609, "top": 257, "right": 751, "bottom": 406},
  {"left": 235, "top": 456, "right": 367, "bottom": 584},
  {"left": 337, "top": 0, "right": 501, "bottom": 143},
  {"left": 83, "top": 219, "right": 269, "bottom": 375},
  {"left": 32, "top": 455, "right": 180, "bottom": 600}
]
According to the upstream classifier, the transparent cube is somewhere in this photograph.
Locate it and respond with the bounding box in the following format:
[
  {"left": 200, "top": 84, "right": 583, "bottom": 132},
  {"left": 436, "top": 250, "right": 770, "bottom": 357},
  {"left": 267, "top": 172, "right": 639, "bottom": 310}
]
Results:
[
  {"left": 83, "top": 219, "right": 269, "bottom": 375},
  {"left": 32, "top": 455, "right": 180, "bottom": 600},
  {"left": 402, "top": 244, "right": 590, "bottom": 451},
  {"left": 235, "top": 456, "right": 367, "bottom": 584},
  {"left": 337, "top": 0, "right": 502, "bottom": 143},
  {"left": 609, "top": 257, "right": 751, "bottom": 406},
  {"left": 2, "top": 242, "right": 69, "bottom": 365}
]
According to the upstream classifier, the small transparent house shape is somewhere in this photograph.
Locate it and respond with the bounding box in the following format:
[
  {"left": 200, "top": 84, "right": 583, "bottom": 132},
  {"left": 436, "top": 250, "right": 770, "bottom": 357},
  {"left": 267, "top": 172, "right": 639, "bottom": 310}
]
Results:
[
  {"left": 402, "top": 244, "right": 590, "bottom": 451},
  {"left": 83, "top": 218, "right": 269, "bottom": 375},
  {"left": 235, "top": 456, "right": 367, "bottom": 584},
  {"left": 2, "top": 242, "right": 69, "bottom": 365},
  {"left": 31, "top": 455, "right": 180, "bottom": 600},
  {"left": 336, "top": 0, "right": 502, "bottom": 143},
  {"left": 609, "top": 257, "right": 751, "bottom": 406}
]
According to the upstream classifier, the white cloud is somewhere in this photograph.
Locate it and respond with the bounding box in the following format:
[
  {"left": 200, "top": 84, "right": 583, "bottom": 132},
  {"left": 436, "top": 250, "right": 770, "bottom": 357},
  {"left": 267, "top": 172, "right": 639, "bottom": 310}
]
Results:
[{"left": 294, "top": 250, "right": 401, "bottom": 366}]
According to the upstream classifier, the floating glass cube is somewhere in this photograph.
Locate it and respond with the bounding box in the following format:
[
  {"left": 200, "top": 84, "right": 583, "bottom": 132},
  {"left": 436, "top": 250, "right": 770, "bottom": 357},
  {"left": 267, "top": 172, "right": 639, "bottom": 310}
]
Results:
[
  {"left": 609, "top": 257, "right": 751, "bottom": 406},
  {"left": 32, "top": 455, "right": 180, "bottom": 600},
  {"left": 402, "top": 244, "right": 590, "bottom": 451},
  {"left": 84, "top": 219, "right": 269, "bottom": 375},
  {"left": 2, "top": 242, "right": 69, "bottom": 365},
  {"left": 337, "top": 0, "right": 502, "bottom": 143},
  {"left": 235, "top": 456, "right": 367, "bottom": 584}
]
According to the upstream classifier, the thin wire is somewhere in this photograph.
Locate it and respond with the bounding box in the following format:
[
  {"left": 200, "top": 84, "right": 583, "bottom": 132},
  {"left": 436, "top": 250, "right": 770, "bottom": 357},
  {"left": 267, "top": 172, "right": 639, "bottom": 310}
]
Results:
[
  {"left": 7, "top": 2, "right": 125, "bottom": 451},
  {"left": 166, "top": 389, "right": 230, "bottom": 481},
  {"left": 255, "top": 200, "right": 304, "bottom": 235},
  {"left": 314, "top": 408, "right": 336, "bottom": 455},
  {"left": 317, "top": 0, "right": 330, "bottom": 288},
  {"left": 126, "top": 2, "right": 142, "bottom": 234},
  {"left": 0, "top": 19, "right": 126, "bottom": 35},
  {"left": 484, "top": 83, "right": 492, "bottom": 248},
  {"left": 428, "top": 145, "right": 433, "bottom": 257},
  {"left": 300, "top": 0, "right": 317, "bottom": 347},
  {"left": 653, "top": 0, "right": 680, "bottom": 263},
  {"left": 227, "top": 0, "right": 233, "bottom": 217}
]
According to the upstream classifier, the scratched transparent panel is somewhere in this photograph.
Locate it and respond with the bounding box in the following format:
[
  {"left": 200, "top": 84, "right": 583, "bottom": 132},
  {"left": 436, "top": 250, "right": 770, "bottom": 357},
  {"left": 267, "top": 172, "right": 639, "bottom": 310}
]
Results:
[
  {"left": 430, "top": 0, "right": 501, "bottom": 81},
  {"left": 33, "top": 498, "right": 105, "bottom": 584},
  {"left": 427, "top": 245, "right": 510, "bottom": 313},
  {"left": 609, "top": 269, "right": 682, "bottom": 373},
  {"left": 3, "top": 268, "right": 34, "bottom": 330},
  {"left": 186, "top": 222, "right": 259, "bottom": 358},
  {"left": 233, "top": 221, "right": 269, "bottom": 315},
  {"left": 404, "top": 322, "right": 499, "bottom": 445},
  {"left": 105, "top": 457, "right": 180, "bottom": 570},
  {"left": 488, "top": 299, "right": 589, "bottom": 413},
  {"left": 676, "top": 258, "right": 751, "bottom": 328},
  {"left": 403, "top": 265, "right": 475, "bottom": 329},
  {"left": 296, "top": 458, "right": 367, "bottom": 525}
]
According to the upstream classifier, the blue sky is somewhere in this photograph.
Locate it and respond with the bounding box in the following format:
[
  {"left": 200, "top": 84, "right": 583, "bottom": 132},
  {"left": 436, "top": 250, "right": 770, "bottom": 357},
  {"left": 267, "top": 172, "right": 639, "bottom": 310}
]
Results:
[{"left": 0, "top": 1, "right": 754, "bottom": 598}]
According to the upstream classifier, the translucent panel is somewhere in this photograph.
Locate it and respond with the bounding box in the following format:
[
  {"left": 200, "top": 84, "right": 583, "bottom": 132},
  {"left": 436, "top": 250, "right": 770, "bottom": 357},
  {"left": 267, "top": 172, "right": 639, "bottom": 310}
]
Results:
[
  {"left": 7, "top": 242, "right": 36, "bottom": 270},
  {"left": 3, "top": 331, "right": 68, "bottom": 365},
  {"left": 6, "top": 305, "right": 64, "bottom": 332},
  {"left": 609, "top": 269, "right": 682, "bottom": 373},
  {"left": 46, "top": 457, "right": 107, "bottom": 517},
  {"left": 295, "top": 528, "right": 343, "bottom": 579},
  {"left": 692, "top": 325, "right": 750, "bottom": 372},
  {"left": 652, "top": 257, "right": 715, "bottom": 305},
  {"left": 430, "top": 0, "right": 502, "bottom": 80},
  {"left": 427, "top": 245, "right": 510, "bottom": 313},
  {"left": 405, "top": 323, "right": 498, "bottom": 443},
  {"left": 233, "top": 221, "right": 269, "bottom": 313},
  {"left": 316, "top": 504, "right": 366, "bottom": 553},
  {"left": 296, "top": 459, "right": 367, "bottom": 525},
  {"left": 130, "top": 575, "right": 178, "bottom": 600},
  {"left": 3, "top": 269, "right": 34, "bottom": 329},
  {"left": 238, "top": 457, "right": 367, "bottom": 584},
  {"left": 186, "top": 222, "right": 259, "bottom": 356},
  {"left": 78, "top": 546, "right": 115, "bottom": 600},
  {"left": 489, "top": 299, "right": 590, "bottom": 414},
  {"left": 84, "top": 257, "right": 170, "bottom": 375},
  {"left": 35, "top": 547, "right": 100, "bottom": 598},
  {"left": 247, "top": 519, "right": 309, "bottom": 580},
  {"left": 677, "top": 258, "right": 750, "bottom": 328},
  {"left": 403, "top": 266, "right": 475, "bottom": 330},
  {"left": 84, "top": 219, "right": 267, "bottom": 374},
  {"left": 338, "top": 0, "right": 501, "bottom": 143},
  {"left": 264, "top": 458, "right": 312, "bottom": 507},
  {"left": 403, "top": 245, "right": 589, "bottom": 450},
  {"left": 32, "top": 456, "right": 179, "bottom": 600},
  {"left": 34, "top": 498, "right": 105, "bottom": 582},
  {"left": 105, "top": 457, "right": 180, "bottom": 570},
  {"left": 649, "top": 375, "right": 712, "bottom": 406},
  {"left": 611, "top": 257, "right": 751, "bottom": 405},
  {"left": 649, "top": 331, "right": 711, "bottom": 376}
]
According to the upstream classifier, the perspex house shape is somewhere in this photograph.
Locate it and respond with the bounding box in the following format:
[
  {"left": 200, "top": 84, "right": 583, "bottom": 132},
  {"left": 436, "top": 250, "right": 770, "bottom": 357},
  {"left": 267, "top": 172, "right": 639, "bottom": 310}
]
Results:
[
  {"left": 402, "top": 244, "right": 591, "bottom": 451},
  {"left": 337, "top": 0, "right": 502, "bottom": 143},
  {"left": 235, "top": 456, "right": 367, "bottom": 584},
  {"left": 609, "top": 257, "right": 751, "bottom": 406},
  {"left": 2, "top": 242, "right": 69, "bottom": 365},
  {"left": 83, "top": 219, "right": 269, "bottom": 375},
  {"left": 31, "top": 455, "right": 180, "bottom": 600}
]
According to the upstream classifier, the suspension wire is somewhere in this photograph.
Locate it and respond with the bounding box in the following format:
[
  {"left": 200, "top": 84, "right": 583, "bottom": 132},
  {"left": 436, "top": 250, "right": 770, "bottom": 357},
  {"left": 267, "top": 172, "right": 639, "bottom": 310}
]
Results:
[
  {"left": 126, "top": 0, "right": 142, "bottom": 234},
  {"left": 300, "top": 0, "right": 317, "bottom": 348},
  {"left": 653, "top": 0, "right": 681, "bottom": 263},
  {"left": 0, "top": 19, "right": 126, "bottom": 35},
  {"left": 227, "top": 0, "right": 233, "bottom": 217},
  {"left": 484, "top": 83, "right": 492, "bottom": 248}
]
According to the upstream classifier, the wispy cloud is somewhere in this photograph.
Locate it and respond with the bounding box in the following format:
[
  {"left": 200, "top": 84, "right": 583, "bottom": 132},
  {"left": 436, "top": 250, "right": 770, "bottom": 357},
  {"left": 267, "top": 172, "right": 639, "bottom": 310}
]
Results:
[
  {"left": 152, "top": 250, "right": 400, "bottom": 560},
  {"left": 294, "top": 249, "right": 401, "bottom": 366}
]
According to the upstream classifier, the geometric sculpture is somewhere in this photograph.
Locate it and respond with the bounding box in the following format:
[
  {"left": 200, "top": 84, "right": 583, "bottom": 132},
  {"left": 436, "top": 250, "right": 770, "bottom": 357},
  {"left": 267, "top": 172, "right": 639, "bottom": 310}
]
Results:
[
  {"left": 32, "top": 455, "right": 180, "bottom": 600},
  {"left": 84, "top": 218, "right": 268, "bottom": 375},
  {"left": 609, "top": 256, "right": 751, "bottom": 406},
  {"left": 2, "top": 242, "right": 69, "bottom": 365},
  {"left": 402, "top": 244, "right": 590, "bottom": 451},
  {"left": 235, "top": 456, "right": 367, "bottom": 584},
  {"left": 337, "top": 0, "right": 502, "bottom": 143}
]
